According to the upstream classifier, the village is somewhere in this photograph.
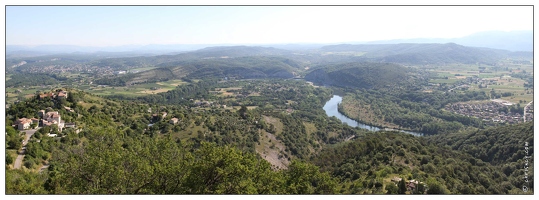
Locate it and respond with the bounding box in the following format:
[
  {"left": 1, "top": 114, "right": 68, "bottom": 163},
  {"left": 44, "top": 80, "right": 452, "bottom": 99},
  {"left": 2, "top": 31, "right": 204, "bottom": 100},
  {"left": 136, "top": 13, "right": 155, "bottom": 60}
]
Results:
[
  {"left": 12, "top": 90, "right": 76, "bottom": 137},
  {"left": 445, "top": 100, "right": 525, "bottom": 125}
]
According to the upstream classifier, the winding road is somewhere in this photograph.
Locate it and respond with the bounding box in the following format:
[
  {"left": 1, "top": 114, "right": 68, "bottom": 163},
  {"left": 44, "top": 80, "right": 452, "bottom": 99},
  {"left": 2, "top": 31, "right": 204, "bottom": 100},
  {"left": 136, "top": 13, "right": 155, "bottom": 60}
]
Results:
[{"left": 13, "top": 128, "right": 38, "bottom": 169}]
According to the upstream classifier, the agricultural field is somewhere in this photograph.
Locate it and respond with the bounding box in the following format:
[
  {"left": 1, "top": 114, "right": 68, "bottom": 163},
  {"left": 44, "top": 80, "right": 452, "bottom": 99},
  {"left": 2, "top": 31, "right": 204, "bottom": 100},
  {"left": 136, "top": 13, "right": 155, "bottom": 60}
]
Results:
[
  {"left": 426, "top": 62, "right": 533, "bottom": 104},
  {"left": 5, "top": 86, "right": 53, "bottom": 104},
  {"left": 83, "top": 79, "right": 187, "bottom": 97}
]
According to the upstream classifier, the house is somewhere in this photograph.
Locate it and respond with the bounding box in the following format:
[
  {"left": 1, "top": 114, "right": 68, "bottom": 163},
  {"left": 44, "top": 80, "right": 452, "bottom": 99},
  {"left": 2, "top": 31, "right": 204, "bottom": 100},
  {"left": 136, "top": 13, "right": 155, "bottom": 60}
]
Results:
[
  {"left": 14, "top": 118, "right": 33, "bottom": 130},
  {"left": 169, "top": 118, "right": 179, "bottom": 125},
  {"left": 407, "top": 180, "right": 419, "bottom": 192},
  {"left": 391, "top": 177, "right": 402, "bottom": 183},
  {"left": 42, "top": 111, "right": 64, "bottom": 131},
  {"left": 64, "top": 123, "right": 76, "bottom": 128},
  {"left": 39, "top": 93, "right": 55, "bottom": 99},
  {"left": 57, "top": 90, "right": 68, "bottom": 99},
  {"left": 31, "top": 118, "right": 39, "bottom": 125}
]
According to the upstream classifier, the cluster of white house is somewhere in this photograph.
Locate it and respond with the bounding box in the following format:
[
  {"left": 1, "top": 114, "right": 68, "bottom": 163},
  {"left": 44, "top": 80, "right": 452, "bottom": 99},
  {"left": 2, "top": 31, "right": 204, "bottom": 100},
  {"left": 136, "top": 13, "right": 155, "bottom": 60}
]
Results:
[
  {"left": 13, "top": 90, "right": 75, "bottom": 132},
  {"left": 13, "top": 110, "right": 75, "bottom": 132}
]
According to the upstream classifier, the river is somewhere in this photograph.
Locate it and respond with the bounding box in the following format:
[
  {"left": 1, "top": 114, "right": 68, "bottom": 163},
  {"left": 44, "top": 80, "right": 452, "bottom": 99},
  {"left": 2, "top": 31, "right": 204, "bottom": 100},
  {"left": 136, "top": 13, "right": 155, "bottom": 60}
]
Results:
[{"left": 323, "top": 95, "right": 423, "bottom": 136}]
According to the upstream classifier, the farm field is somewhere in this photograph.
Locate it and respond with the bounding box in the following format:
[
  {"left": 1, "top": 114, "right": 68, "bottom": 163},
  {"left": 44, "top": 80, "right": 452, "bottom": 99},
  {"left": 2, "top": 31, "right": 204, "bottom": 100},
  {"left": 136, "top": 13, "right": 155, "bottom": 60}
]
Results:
[
  {"left": 83, "top": 79, "right": 187, "bottom": 97},
  {"left": 425, "top": 62, "right": 533, "bottom": 104}
]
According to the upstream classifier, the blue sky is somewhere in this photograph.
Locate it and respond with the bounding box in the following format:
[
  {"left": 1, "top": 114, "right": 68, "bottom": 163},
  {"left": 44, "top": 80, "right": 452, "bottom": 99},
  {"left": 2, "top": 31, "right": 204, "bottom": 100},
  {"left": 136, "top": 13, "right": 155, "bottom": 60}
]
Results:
[{"left": 6, "top": 6, "right": 533, "bottom": 47}]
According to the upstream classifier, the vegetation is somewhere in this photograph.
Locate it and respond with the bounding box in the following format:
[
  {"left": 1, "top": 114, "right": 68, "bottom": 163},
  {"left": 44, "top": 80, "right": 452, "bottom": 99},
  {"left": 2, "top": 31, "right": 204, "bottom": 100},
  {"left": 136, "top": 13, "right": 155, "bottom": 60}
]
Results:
[
  {"left": 6, "top": 73, "right": 67, "bottom": 87},
  {"left": 305, "top": 62, "right": 428, "bottom": 92},
  {"left": 4, "top": 43, "right": 534, "bottom": 195},
  {"left": 311, "top": 123, "right": 533, "bottom": 194}
]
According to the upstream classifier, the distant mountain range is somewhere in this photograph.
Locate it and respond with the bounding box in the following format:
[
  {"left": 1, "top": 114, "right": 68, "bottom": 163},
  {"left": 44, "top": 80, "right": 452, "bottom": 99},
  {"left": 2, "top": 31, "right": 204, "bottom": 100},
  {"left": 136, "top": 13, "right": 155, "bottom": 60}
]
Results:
[
  {"left": 363, "top": 30, "right": 532, "bottom": 52},
  {"left": 6, "top": 30, "right": 532, "bottom": 56}
]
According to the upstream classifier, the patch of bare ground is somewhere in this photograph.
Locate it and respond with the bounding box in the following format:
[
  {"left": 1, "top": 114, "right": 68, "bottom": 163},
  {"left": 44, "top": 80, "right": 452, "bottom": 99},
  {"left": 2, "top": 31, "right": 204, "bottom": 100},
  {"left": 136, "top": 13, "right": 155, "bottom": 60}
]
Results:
[{"left": 256, "top": 129, "right": 290, "bottom": 170}]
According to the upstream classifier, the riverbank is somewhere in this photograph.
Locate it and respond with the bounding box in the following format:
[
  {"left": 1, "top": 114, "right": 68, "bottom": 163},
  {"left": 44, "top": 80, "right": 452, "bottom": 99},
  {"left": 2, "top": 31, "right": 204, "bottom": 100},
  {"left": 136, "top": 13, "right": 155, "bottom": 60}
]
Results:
[
  {"left": 338, "top": 95, "right": 401, "bottom": 129},
  {"left": 324, "top": 95, "right": 423, "bottom": 136}
]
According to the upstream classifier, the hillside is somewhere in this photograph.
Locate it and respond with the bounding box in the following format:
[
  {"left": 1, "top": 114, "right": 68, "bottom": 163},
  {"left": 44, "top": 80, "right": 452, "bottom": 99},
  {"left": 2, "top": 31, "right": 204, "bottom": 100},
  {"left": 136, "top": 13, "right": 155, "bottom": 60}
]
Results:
[
  {"left": 95, "top": 56, "right": 302, "bottom": 86},
  {"left": 310, "top": 123, "right": 534, "bottom": 194},
  {"left": 88, "top": 46, "right": 293, "bottom": 70},
  {"left": 320, "top": 43, "right": 521, "bottom": 65},
  {"left": 304, "top": 62, "right": 428, "bottom": 90},
  {"left": 427, "top": 122, "right": 534, "bottom": 166}
]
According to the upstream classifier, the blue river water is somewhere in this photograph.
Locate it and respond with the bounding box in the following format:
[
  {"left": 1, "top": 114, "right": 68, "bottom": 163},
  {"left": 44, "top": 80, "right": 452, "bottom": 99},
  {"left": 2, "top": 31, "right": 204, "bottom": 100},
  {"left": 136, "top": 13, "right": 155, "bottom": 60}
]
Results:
[{"left": 323, "top": 95, "right": 423, "bottom": 136}]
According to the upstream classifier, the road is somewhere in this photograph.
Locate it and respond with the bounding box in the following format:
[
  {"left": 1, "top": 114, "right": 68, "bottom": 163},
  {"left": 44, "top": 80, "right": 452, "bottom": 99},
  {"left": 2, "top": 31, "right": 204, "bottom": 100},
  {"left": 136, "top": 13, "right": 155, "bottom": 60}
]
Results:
[
  {"left": 444, "top": 84, "right": 468, "bottom": 94},
  {"left": 13, "top": 128, "right": 38, "bottom": 169},
  {"left": 523, "top": 100, "right": 533, "bottom": 122}
]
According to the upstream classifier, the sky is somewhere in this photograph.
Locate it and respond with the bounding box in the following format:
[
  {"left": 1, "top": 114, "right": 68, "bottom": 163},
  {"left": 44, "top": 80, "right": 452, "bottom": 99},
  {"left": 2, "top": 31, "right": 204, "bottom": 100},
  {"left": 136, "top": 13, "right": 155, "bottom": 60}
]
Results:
[{"left": 5, "top": 5, "right": 534, "bottom": 47}]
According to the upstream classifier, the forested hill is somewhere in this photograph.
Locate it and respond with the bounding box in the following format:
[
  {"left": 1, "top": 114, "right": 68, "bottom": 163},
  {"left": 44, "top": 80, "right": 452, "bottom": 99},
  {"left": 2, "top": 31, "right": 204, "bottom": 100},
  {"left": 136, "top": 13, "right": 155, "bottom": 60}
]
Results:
[
  {"left": 304, "top": 62, "right": 428, "bottom": 91},
  {"left": 320, "top": 43, "right": 524, "bottom": 65},
  {"left": 310, "top": 122, "right": 534, "bottom": 194},
  {"left": 427, "top": 122, "right": 533, "bottom": 166},
  {"left": 95, "top": 56, "right": 303, "bottom": 86}
]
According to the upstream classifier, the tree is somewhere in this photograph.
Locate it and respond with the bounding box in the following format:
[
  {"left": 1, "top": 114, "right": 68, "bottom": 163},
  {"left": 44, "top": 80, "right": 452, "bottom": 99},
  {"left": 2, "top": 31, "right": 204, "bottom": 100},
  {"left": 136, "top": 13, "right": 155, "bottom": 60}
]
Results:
[
  {"left": 238, "top": 105, "right": 248, "bottom": 119},
  {"left": 386, "top": 183, "right": 398, "bottom": 194},
  {"left": 283, "top": 161, "right": 337, "bottom": 194},
  {"left": 6, "top": 153, "right": 14, "bottom": 165},
  {"left": 398, "top": 179, "right": 407, "bottom": 194},
  {"left": 426, "top": 178, "right": 449, "bottom": 194}
]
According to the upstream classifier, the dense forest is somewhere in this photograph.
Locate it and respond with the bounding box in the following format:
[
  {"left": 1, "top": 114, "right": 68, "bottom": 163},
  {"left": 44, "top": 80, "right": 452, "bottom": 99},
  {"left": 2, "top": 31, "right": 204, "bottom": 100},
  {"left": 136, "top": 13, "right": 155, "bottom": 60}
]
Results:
[{"left": 304, "top": 62, "right": 429, "bottom": 91}]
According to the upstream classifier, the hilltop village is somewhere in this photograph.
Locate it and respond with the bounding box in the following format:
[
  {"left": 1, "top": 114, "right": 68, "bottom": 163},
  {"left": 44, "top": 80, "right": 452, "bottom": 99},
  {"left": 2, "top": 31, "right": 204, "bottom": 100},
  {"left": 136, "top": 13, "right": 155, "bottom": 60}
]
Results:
[{"left": 12, "top": 90, "right": 76, "bottom": 136}]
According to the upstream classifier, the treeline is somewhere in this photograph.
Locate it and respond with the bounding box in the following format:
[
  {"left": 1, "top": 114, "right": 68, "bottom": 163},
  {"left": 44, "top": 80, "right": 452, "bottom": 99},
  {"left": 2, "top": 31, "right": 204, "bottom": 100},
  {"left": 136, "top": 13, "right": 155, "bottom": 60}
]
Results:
[{"left": 6, "top": 73, "right": 67, "bottom": 87}]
